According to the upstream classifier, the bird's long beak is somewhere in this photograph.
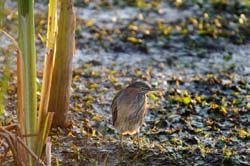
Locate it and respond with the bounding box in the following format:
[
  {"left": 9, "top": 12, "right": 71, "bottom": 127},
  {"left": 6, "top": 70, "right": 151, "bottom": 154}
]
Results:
[{"left": 147, "top": 88, "right": 164, "bottom": 93}]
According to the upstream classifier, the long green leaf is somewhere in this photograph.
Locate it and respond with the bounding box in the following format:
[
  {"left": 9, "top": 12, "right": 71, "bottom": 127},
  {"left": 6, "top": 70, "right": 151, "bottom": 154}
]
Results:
[
  {"left": 17, "top": 0, "right": 37, "bottom": 157},
  {"left": 36, "top": 112, "right": 54, "bottom": 158}
]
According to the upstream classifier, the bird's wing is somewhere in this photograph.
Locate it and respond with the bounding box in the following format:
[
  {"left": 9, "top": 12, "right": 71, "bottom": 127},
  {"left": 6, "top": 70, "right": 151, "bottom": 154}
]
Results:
[
  {"left": 111, "top": 91, "right": 121, "bottom": 125},
  {"left": 127, "top": 93, "right": 146, "bottom": 121}
]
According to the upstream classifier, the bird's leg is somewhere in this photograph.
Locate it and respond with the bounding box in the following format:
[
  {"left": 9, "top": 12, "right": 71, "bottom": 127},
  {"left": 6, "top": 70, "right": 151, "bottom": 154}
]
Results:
[
  {"left": 137, "top": 132, "right": 140, "bottom": 149},
  {"left": 119, "top": 133, "right": 123, "bottom": 149}
]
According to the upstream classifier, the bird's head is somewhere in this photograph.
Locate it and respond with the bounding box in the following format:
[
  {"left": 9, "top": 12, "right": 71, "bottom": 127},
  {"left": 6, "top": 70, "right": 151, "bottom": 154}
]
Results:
[{"left": 127, "top": 81, "right": 162, "bottom": 93}]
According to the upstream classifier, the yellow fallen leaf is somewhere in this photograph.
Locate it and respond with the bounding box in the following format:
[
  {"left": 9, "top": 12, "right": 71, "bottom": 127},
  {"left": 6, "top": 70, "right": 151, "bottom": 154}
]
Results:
[
  {"left": 210, "top": 103, "right": 219, "bottom": 109},
  {"left": 92, "top": 130, "right": 96, "bottom": 136},
  {"left": 194, "top": 128, "right": 203, "bottom": 133},
  {"left": 86, "top": 19, "right": 94, "bottom": 27},
  {"left": 246, "top": 103, "right": 250, "bottom": 109},
  {"left": 154, "top": 120, "right": 160, "bottom": 126},
  {"left": 195, "top": 96, "right": 202, "bottom": 104},
  {"left": 171, "top": 137, "right": 182, "bottom": 145},
  {"left": 128, "top": 24, "right": 138, "bottom": 31},
  {"left": 214, "top": 18, "right": 222, "bottom": 27},
  {"left": 90, "top": 71, "right": 100, "bottom": 77},
  {"left": 68, "top": 131, "right": 75, "bottom": 137},
  {"left": 171, "top": 137, "right": 178, "bottom": 143},
  {"left": 182, "top": 96, "right": 191, "bottom": 105},
  {"left": 92, "top": 115, "right": 102, "bottom": 122},
  {"left": 163, "top": 26, "right": 173, "bottom": 36},
  {"left": 220, "top": 106, "right": 227, "bottom": 115},
  {"left": 233, "top": 108, "right": 239, "bottom": 113},
  {"left": 238, "top": 129, "right": 248, "bottom": 138},
  {"left": 90, "top": 82, "right": 98, "bottom": 90},
  {"left": 73, "top": 107, "right": 80, "bottom": 112},
  {"left": 127, "top": 36, "right": 143, "bottom": 44},
  {"left": 85, "top": 95, "right": 94, "bottom": 101},
  {"left": 223, "top": 145, "right": 233, "bottom": 158},
  {"left": 183, "top": 90, "right": 189, "bottom": 96},
  {"left": 149, "top": 93, "right": 157, "bottom": 101}
]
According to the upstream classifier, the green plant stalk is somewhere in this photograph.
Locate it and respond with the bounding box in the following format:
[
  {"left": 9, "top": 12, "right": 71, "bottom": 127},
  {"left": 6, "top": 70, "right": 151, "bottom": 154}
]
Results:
[
  {"left": 56, "top": 157, "right": 60, "bottom": 166},
  {"left": 36, "top": 112, "right": 54, "bottom": 158},
  {"left": 17, "top": 0, "right": 37, "bottom": 155},
  {"left": 48, "top": 0, "right": 75, "bottom": 127},
  {"left": 38, "top": 0, "right": 57, "bottom": 129},
  {"left": 37, "top": 0, "right": 57, "bottom": 158},
  {"left": 38, "top": 50, "right": 53, "bottom": 127},
  {"left": 46, "top": 0, "right": 57, "bottom": 49}
]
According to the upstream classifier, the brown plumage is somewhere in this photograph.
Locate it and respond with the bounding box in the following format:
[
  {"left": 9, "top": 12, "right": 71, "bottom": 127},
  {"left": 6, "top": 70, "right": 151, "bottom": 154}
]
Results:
[{"left": 111, "top": 81, "right": 161, "bottom": 148}]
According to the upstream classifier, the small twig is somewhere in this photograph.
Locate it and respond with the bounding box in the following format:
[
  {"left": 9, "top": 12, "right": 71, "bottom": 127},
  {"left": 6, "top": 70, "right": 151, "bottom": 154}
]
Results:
[
  {"left": 0, "top": 131, "right": 20, "bottom": 165},
  {"left": 3, "top": 124, "right": 18, "bottom": 131},
  {"left": 0, "top": 137, "right": 8, "bottom": 148},
  {"left": 1, "top": 124, "right": 19, "bottom": 132},
  {"left": 0, "top": 29, "right": 18, "bottom": 49},
  {"left": 0, "top": 125, "right": 46, "bottom": 166}
]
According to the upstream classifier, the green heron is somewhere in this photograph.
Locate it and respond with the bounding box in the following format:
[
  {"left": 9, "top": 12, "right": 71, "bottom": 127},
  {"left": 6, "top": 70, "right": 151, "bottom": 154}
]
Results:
[{"left": 111, "top": 81, "right": 161, "bottom": 148}]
